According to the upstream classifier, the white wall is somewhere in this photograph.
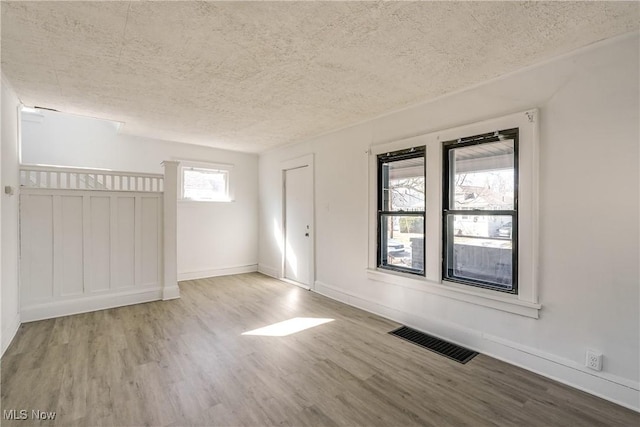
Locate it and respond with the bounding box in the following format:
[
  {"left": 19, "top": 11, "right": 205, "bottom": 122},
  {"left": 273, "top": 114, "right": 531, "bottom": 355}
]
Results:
[
  {"left": 1, "top": 75, "right": 22, "bottom": 355},
  {"left": 21, "top": 111, "right": 259, "bottom": 280},
  {"left": 258, "top": 33, "right": 640, "bottom": 409}
]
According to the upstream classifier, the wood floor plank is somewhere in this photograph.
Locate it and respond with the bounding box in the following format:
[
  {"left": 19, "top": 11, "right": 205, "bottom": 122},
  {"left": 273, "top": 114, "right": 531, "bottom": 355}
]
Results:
[{"left": 1, "top": 272, "right": 638, "bottom": 426}]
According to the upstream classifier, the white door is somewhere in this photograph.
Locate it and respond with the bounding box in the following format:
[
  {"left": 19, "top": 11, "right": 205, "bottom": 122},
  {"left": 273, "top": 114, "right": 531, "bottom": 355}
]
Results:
[{"left": 284, "top": 166, "right": 312, "bottom": 287}]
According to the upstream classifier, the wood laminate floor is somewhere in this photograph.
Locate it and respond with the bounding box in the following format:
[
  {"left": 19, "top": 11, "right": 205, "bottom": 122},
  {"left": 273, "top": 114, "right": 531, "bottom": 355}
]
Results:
[{"left": 1, "top": 273, "right": 638, "bottom": 426}]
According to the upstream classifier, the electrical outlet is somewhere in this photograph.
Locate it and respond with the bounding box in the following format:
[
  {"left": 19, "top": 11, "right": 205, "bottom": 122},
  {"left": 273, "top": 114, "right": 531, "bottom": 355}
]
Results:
[{"left": 586, "top": 350, "right": 603, "bottom": 371}]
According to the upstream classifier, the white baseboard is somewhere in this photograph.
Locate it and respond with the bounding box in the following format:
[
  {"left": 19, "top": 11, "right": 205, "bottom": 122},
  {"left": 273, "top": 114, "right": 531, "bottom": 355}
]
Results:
[
  {"left": 1, "top": 313, "right": 21, "bottom": 357},
  {"left": 178, "top": 264, "right": 258, "bottom": 281},
  {"left": 162, "top": 285, "right": 181, "bottom": 301},
  {"left": 257, "top": 264, "right": 279, "bottom": 279},
  {"left": 314, "top": 280, "right": 640, "bottom": 412},
  {"left": 21, "top": 287, "right": 164, "bottom": 322},
  {"left": 482, "top": 334, "right": 640, "bottom": 412},
  {"left": 280, "top": 278, "right": 311, "bottom": 290}
]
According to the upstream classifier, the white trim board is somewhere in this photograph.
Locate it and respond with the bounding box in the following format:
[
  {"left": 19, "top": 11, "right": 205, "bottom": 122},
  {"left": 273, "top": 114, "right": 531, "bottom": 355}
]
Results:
[
  {"left": 21, "top": 286, "right": 164, "bottom": 323},
  {"left": 280, "top": 278, "right": 311, "bottom": 291},
  {"left": 177, "top": 264, "right": 258, "bottom": 282},
  {"left": 1, "top": 313, "right": 21, "bottom": 357},
  {"left": 314, "top": 280, "right": 640, "bottom": 412},
  {"left": 257, "top": 264, "right": 279, "bottom": 279},
  {"left": 162, "top": 285, "right": 181, "bottom": 301}
]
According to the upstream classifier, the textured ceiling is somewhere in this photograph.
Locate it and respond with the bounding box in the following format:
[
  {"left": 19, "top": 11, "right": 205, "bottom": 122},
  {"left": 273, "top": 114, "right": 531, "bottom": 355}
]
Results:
[{"left": 2, "top": 2, "right": 638, "bottom": 153}]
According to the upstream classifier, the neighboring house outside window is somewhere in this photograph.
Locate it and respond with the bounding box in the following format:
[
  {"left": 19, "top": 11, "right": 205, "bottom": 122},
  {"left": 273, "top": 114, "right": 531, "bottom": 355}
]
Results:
[
  {"left": 377, "top": 146, "right": 426, "bottom": 276},
  {"left": 442, "top": 128, "right": 518, "bottom": 293},
  {"left": 367, "top": 110, "right": 540, "bottom": 318}
]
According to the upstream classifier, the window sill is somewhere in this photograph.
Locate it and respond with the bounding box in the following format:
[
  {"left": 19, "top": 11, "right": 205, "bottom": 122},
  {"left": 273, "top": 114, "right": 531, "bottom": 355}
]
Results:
[
  {"left": 178, "top": 199, "right": 234, "bottom": 204},
  {"left": 366, "top": 269, "right": 541, "bottom": 318}
]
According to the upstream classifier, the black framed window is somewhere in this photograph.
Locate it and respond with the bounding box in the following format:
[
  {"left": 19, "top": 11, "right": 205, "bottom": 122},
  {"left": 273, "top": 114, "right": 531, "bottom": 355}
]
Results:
[
  {"left": 443, "top": 128, "right": 518, "bottom": 293},
  {"left": 377, "top": 146, "right": 425, "bottom": 275}
]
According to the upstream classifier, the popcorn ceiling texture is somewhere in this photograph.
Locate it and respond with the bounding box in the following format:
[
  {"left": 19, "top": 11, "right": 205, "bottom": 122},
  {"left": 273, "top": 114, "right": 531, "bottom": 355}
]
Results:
[{"left": 1, "top": 1, "right": 638, "bottom": 152}]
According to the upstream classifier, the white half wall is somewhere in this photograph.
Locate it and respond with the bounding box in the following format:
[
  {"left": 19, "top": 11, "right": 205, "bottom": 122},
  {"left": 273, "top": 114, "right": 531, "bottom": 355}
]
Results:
[
  {"left": 20, "top": 112, "right": 258, "bottom": 280},
  {"left": 19, "top": 188, "right": 163, "bottom": 322},
  {"left": 258, "top": 33, "right": 640, "bottom": 409},
  {"left": 1, "top": 75, "right": 21, "bottom": 355}
]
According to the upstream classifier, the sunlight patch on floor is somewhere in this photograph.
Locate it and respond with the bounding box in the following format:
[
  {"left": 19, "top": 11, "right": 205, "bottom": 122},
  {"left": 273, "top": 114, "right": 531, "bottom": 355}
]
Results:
[{"left": 242, "top": 317, "right": 334, "bottom": 337}]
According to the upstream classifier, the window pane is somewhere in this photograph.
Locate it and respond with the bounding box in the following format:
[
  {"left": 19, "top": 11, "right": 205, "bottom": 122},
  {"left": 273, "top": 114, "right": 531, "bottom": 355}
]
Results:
[
  {"left": 381, "top": 156, "right": 425, "bottom": 212},
  {"left": 183, "top": 168, "right": 227, "bottom": 201},
  {"left": 445, "top": 214, "right": 514, "bottom": 290},
  {"left": 449, "top": 140, "right": 514, "bottom": 210},
  {"left": 380, "top": 214, "right": 424, "bottom": 273}
]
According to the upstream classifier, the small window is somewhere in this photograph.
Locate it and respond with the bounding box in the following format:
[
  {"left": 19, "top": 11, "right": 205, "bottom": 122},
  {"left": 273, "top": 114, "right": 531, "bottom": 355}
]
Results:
[
  {"left": 377, "top": 146, "right": 425, "bottom": 275},
  {"left": 443, "top": 129, "right": 518, "bottom": 293},
  {"left": 182, "top": 166, "right": 230, "bottom": 201}
]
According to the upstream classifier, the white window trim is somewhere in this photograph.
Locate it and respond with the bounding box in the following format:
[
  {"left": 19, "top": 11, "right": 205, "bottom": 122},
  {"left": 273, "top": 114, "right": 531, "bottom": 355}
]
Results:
[
  {"left": 178, "top": 160, "right": 235, "bottom": 203},
  {"left": 367, "top": 109, "right": 540, "bottom": 318}
]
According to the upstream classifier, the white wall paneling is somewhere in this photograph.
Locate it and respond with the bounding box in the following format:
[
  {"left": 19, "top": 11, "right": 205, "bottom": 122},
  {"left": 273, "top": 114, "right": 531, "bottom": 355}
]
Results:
[
  {"left": 116, "top": 197, "right": 136, "bottom": 289},
  {"left": 90, "top": 196, "right": 111, "bottom": 292},
  {"left": 20, "top": 168, "right": 166, "bottom": 322}
]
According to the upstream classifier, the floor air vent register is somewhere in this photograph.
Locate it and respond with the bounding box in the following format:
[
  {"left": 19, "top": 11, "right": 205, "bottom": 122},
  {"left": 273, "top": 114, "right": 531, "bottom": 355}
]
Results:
[{"left": 389, "top": 326, "right": 478, "bottom": 364}]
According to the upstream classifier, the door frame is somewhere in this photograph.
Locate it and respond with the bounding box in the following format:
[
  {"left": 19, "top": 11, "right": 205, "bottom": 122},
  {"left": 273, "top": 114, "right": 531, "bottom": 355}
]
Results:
[{"left": 280, "top": 154, "right": 315, "bottom": 290}]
